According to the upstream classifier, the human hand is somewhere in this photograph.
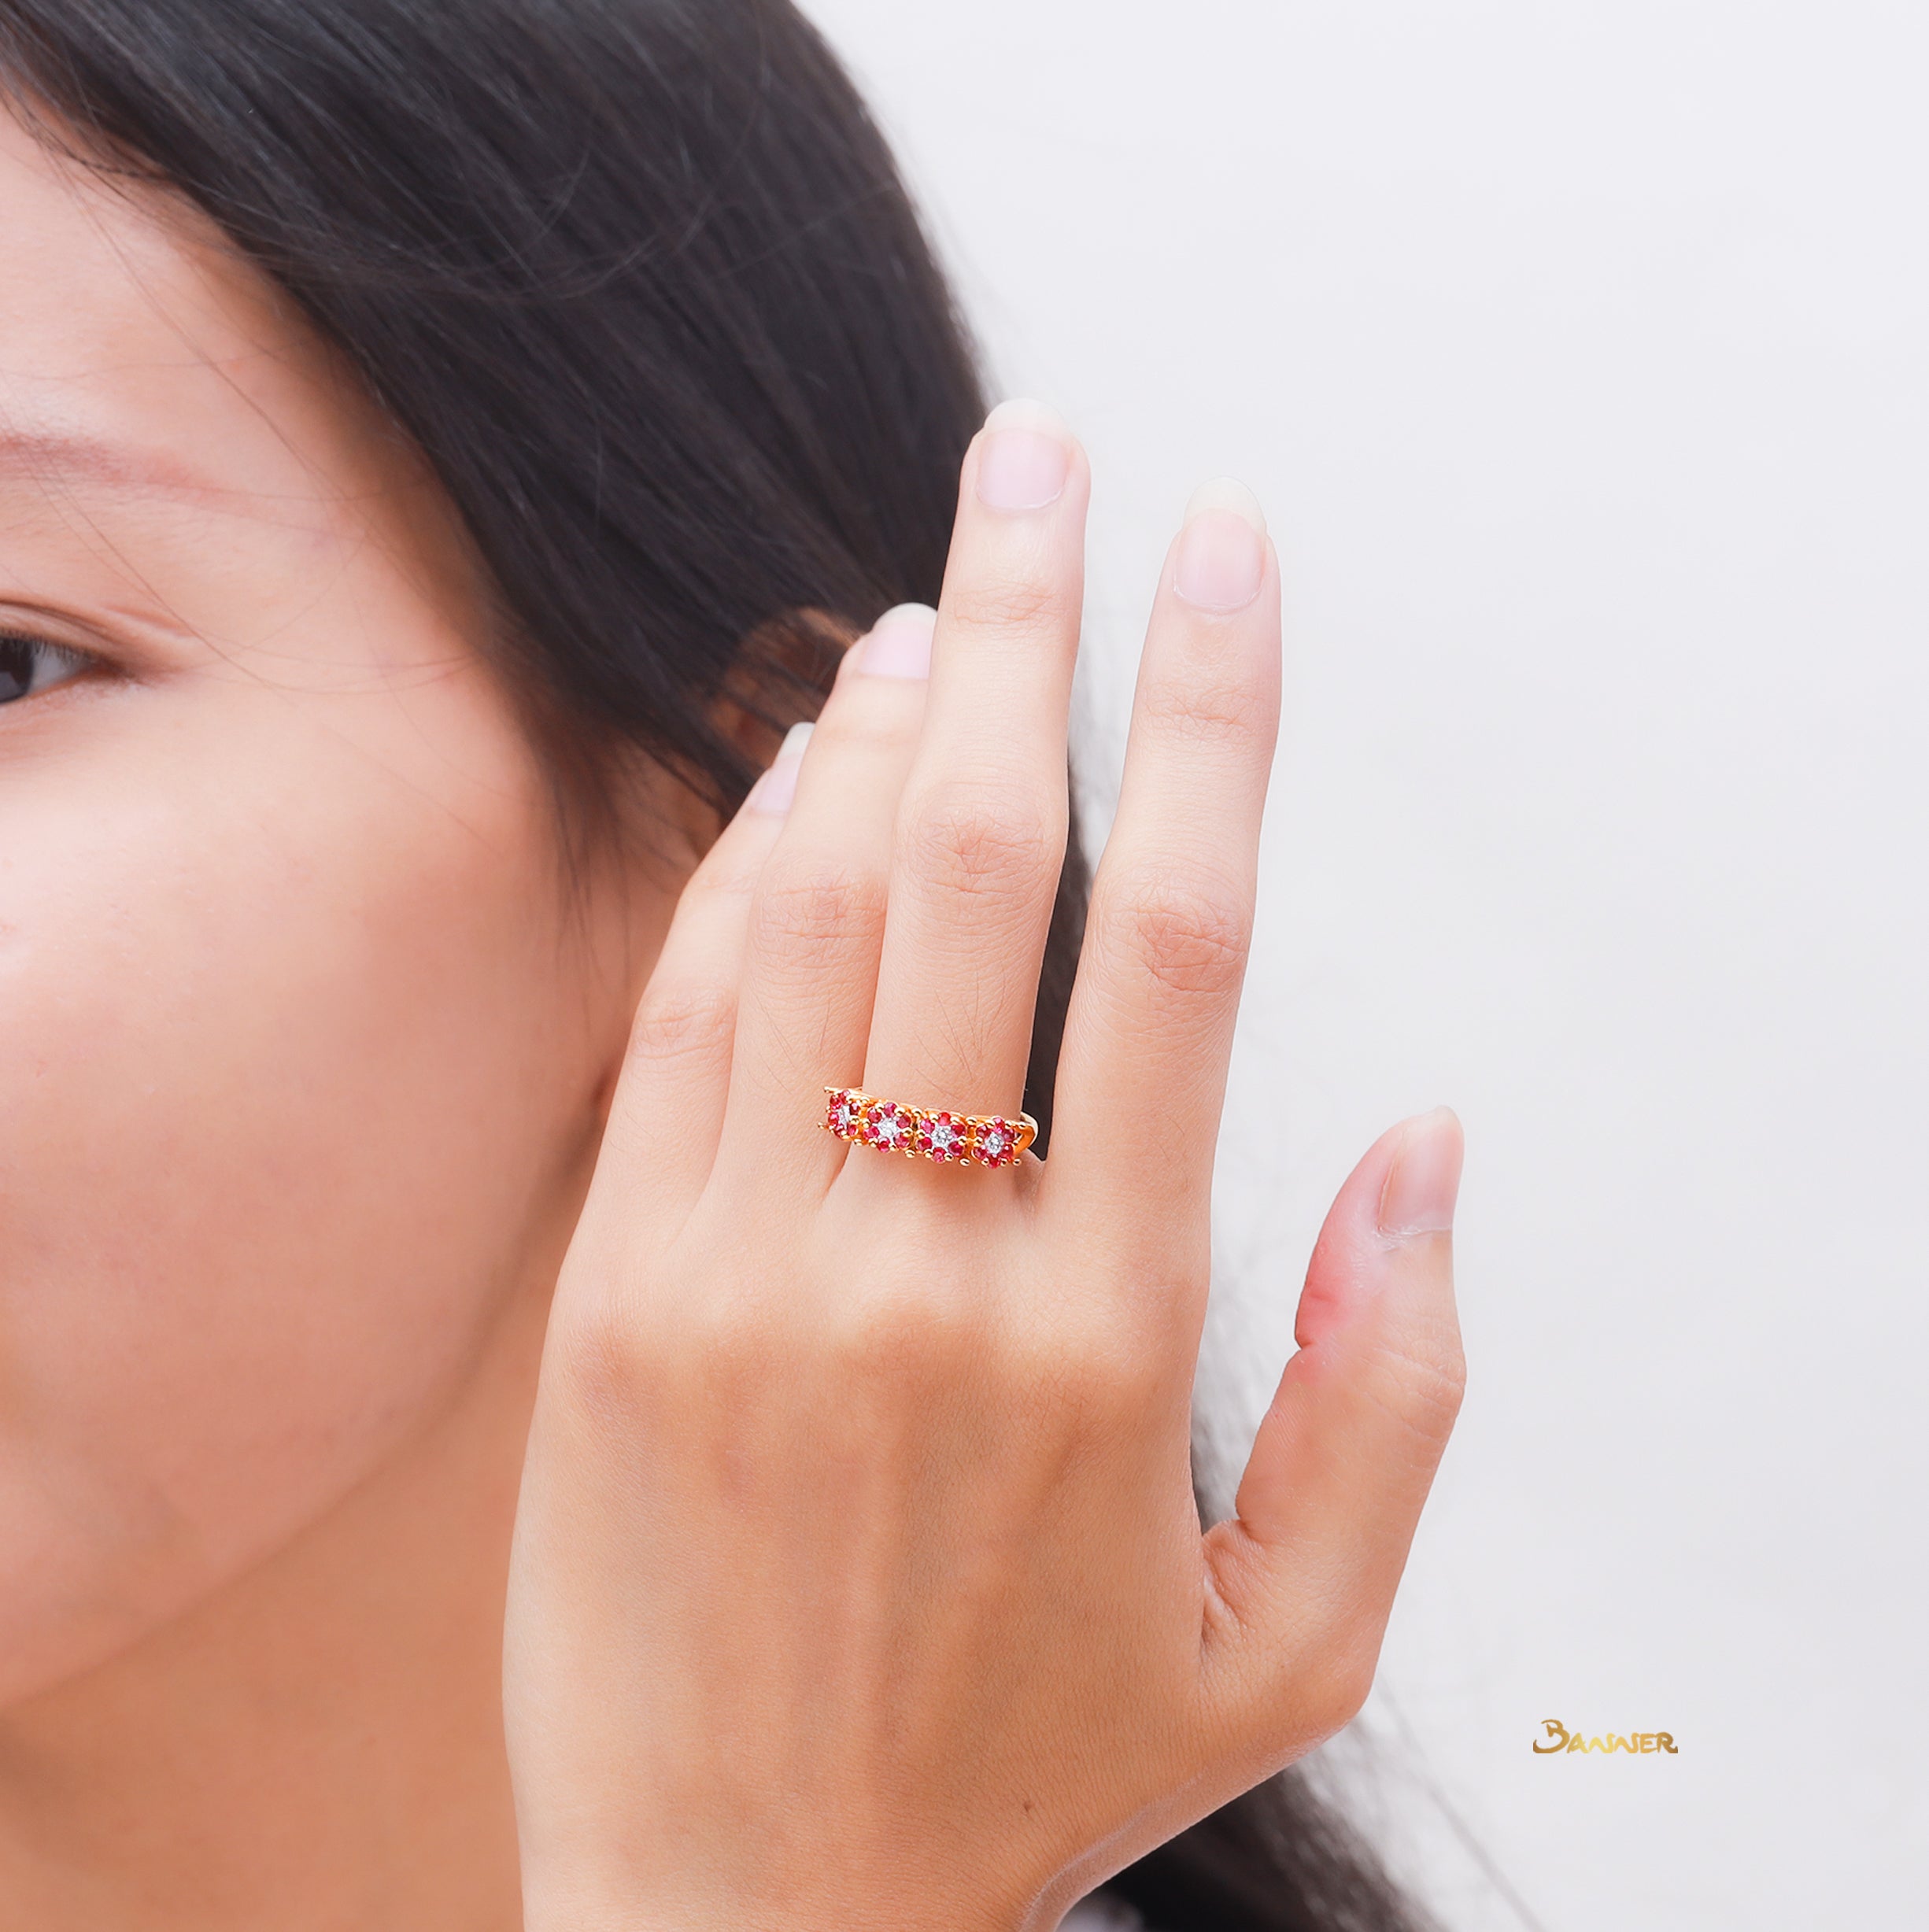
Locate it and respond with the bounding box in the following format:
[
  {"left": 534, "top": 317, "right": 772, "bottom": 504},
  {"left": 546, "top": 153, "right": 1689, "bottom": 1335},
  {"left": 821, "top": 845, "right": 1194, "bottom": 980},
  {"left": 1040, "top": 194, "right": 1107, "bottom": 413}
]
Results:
[{"left": 502, "top": 401, "right": 1466, "bottom": 1932}]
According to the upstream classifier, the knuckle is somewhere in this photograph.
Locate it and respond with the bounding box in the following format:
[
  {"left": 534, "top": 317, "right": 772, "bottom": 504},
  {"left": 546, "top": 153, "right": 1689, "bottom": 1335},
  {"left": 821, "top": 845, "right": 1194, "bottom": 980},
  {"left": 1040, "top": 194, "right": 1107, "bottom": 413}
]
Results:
[
  {"left": 1062, "top": 1327, "right": 1170, "bottom": 1431},
  {"left": 902, "top": 780, "right": 1062, "bottom": 907},
  {"left": 547, "top": 1289, "right": 660, "bottom": 1431},
  {"left": 1137, "top": 665, "right": 1272, "bottom": 746},
  {"left": 986, "top": 1313, "right": 1085, "bottom": 1417},
  {"left": 944, "top": 571, "right": 1069, "bottom": 639},
  {"left": 1244, "top": 1593, "right": 1384, "bottom": 1746},
  {"left": 556, "top": 1277, "right": 771, "bottom": 1429},
  {"left": 1004, "top": 1298, "right": 1174, "bottom": 1439},
  {"left": 812, "top": 687, "right": 916, "bottom": 758},
  {"left": 1095, "top": 866, "right": 1253, "bottom": 1003},
  {"left": 1363, "top": 1325, "right": 1468, "bottom": 1457},
  {"left": 825, "top": 1277, "right": 984, "bottom": 1403},
  {"left": 752, "top": 861, "right": 889, "bottom": 966},
  {"left": 1306, "top": 1638, "right": 1380, "bottom": 1738},
  {"left": 624, "top": 981, "right": 736, "bottom": 1075}
]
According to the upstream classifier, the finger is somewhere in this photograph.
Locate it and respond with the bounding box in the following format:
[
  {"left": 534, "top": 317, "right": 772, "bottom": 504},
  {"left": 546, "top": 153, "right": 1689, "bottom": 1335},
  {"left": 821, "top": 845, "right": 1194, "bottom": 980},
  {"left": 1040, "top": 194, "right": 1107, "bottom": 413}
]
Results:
[
  {"left": 593, "top": 739, "right": 801, "bottom": 1210},
  {"left": 1199, "top": 1110, "right": 1467, "bottom": 1747},
  {"left": 857, "top": 399, "right": 1086, "bottom": 1138},
  {"left": 1043, "top": 478, "right": 1280, "bottom": 1279},
  {"left": 713, "top": 604, "right": 936, "bottom": 1192}
]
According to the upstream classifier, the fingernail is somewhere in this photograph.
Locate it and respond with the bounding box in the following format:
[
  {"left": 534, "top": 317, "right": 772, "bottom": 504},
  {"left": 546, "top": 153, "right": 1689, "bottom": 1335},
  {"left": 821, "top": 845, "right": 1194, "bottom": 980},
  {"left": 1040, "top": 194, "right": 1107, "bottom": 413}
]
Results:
[
  {"left": 857, "top": 602, "right": 937, "bottom": 679},
  {"left": 1376, "top": 1107, "right": 1463, "bottom": 1242},
  {"left": 975, "top": 397, "right": 1071, "bottom": 512},
  {"left": 746, "top": 720, "right": 814, "bottom": 816},
  {"left": 1173, "top": 476, "right": 1266, "bottom": 613}
]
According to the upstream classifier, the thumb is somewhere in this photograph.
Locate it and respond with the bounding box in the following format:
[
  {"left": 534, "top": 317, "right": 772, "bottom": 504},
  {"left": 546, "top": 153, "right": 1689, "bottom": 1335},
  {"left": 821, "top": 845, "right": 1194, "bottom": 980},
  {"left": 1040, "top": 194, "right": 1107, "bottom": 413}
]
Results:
[{"left": 1200, "top": 1109, "right": 1466, "bottom": 1747}]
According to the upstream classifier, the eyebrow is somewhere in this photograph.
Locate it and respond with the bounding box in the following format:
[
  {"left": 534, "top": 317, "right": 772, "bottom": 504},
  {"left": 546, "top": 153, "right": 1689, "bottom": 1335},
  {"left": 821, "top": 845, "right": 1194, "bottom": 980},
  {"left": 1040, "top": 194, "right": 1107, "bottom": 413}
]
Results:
[{"left": 0, "top": 423, "right": 230, "bottom": 503}]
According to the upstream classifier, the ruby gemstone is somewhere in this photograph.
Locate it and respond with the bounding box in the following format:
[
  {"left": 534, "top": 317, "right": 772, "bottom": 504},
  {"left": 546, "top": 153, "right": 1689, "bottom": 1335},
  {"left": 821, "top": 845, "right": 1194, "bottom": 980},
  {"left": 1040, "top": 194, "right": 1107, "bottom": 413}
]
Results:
[
  {"left": 973, "top": 1115, "right": 1019, "bottom": 1167},
  {"left": 917, "top": 1110, "right": 968, "bottom": 1162},
  {"left": 863, "top": 1099, "right": 915, "bottom": 1152}
]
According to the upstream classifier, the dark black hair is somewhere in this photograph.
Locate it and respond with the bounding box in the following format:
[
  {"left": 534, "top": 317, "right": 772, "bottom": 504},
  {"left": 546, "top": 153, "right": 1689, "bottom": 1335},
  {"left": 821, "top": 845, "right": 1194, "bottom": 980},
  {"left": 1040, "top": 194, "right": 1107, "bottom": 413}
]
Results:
[{"left": 0, "top": 2, "right": 1438, "bottom": 1925}]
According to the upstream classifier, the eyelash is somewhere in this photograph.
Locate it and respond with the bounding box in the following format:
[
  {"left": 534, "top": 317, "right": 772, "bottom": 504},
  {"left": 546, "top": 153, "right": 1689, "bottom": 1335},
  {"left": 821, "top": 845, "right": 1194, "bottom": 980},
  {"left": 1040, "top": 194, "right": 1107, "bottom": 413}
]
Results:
[{"left": 0, "top": 630, "right": 97, "bottom": 706}]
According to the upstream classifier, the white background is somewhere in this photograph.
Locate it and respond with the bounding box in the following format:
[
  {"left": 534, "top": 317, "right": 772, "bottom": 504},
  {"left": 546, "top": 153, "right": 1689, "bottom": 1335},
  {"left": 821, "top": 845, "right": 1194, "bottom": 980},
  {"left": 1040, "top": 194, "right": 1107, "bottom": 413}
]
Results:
[{"left": 803, "top": 3, "right": 1927, "bottom": 1926}]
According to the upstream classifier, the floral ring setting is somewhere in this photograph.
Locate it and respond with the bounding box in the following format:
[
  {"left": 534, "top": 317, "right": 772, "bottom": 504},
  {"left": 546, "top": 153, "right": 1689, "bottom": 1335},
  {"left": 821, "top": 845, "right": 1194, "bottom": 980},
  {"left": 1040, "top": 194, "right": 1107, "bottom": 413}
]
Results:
[{"left": 822, "top": 1087, "right": 1038, "bottom": 1168}]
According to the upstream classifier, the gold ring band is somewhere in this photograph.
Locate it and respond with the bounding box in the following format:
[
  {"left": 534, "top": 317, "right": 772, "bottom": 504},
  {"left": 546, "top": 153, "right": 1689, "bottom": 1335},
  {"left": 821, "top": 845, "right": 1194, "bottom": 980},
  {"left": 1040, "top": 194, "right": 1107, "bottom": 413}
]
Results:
[{"left": 822, "top": 1087, "right": 1037, "bottom": 1167}]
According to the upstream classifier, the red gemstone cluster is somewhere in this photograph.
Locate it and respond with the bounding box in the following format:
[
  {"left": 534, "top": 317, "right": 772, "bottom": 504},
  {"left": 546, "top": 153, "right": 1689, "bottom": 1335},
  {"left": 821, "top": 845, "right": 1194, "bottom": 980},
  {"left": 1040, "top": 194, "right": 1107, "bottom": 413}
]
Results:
[{"left": 822, "top": 1088, "right": 1028, "bottom": 1168}]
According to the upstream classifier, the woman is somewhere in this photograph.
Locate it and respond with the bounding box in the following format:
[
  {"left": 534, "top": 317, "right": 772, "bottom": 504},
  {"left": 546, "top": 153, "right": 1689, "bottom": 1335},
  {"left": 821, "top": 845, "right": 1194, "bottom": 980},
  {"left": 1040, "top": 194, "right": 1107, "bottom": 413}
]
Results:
[{"left": 0, "top": 2, "right": 1466, "bottom": 1926}]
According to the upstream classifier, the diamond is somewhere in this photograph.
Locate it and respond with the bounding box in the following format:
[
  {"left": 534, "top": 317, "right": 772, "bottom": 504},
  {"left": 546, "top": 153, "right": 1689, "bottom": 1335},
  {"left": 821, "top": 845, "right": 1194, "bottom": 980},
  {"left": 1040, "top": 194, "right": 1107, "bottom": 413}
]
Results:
[
  {"left": 863, "top": 1099, "right": 915, "bottom": 1153},
  {"left": 916, "top": 1110, "right": 968, "bottom": 1162},
  {"left": 972, "top": 1114, "right": 1019, "bottom": 1168}
]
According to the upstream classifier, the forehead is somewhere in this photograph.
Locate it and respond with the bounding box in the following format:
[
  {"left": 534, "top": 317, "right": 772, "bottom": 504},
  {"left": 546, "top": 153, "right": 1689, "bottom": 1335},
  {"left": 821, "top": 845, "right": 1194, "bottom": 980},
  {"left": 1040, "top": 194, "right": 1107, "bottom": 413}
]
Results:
[{"left": 0, "top": 105, "right": 408, "bottom": 515}]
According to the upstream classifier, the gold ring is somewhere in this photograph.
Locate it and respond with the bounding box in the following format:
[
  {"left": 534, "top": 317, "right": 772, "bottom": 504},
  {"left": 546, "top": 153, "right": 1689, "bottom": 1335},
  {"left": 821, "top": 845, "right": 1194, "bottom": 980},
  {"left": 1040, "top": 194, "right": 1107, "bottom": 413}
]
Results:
[{"left": 822, "top": 1087, "right": 1037, "bottom": 1167}]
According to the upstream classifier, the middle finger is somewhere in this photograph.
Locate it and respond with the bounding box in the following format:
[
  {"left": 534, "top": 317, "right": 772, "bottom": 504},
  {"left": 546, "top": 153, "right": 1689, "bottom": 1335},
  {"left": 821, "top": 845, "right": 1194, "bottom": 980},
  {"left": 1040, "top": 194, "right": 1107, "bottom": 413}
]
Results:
[{"left": 856, "top": 399, "right": 1088, "bottom": 1146}]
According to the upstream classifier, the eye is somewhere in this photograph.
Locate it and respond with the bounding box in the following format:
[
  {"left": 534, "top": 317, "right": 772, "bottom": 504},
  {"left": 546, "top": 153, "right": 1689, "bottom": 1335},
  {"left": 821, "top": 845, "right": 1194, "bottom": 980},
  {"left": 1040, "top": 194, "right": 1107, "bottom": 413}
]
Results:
[{"left": 0, "top": 631, "right": 96, "bottom": 705}]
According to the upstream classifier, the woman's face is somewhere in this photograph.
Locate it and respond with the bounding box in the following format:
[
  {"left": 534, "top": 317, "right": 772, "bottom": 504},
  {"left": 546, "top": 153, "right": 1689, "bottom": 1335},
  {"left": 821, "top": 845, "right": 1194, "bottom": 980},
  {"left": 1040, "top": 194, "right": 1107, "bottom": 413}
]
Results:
[{"left": 0, "top": 113, "right": 670, "bottom": 1703}]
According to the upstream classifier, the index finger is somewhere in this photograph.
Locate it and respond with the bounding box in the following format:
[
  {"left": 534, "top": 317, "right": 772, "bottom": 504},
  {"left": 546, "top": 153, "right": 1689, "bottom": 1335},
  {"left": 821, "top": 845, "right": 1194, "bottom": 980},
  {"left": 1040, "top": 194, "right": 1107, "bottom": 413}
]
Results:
[{"left": 1041, "top": 478, "right": 1281, "bottom": 1290}]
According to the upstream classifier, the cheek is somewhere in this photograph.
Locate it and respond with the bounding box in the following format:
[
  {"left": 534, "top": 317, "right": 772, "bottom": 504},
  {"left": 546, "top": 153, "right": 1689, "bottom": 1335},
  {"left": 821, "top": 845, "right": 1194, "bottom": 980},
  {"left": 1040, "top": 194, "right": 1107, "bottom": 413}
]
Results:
[{"left": 0, "top": 677, "right": 595, "bottom": 1702}]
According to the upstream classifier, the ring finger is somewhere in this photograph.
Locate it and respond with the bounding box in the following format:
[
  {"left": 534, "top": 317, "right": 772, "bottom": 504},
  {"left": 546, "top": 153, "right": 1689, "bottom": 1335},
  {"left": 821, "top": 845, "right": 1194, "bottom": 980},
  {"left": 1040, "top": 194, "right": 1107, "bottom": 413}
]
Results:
[{"left": 714, "top": 602, "right": 938, "bottom": 1192}]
